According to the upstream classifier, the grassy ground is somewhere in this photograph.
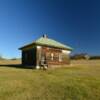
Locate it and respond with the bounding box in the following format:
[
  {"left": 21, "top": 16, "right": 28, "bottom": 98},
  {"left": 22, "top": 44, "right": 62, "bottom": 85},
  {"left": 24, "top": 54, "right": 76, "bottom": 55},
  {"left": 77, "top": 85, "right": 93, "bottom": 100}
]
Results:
[{"left": 0, "top": 60, "right": 100, "bottom": 100}]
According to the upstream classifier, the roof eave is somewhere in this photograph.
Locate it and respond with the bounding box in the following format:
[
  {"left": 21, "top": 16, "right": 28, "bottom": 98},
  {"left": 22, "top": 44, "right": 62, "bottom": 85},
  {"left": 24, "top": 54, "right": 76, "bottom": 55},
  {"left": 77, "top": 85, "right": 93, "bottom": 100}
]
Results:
[
  {"left": 19, "top": 42, "right": 73, "bottom": 51},
  {"left": 19, "top": 42, "right": 36, "bottom": 50},
  {"left": 35, "top": 42, "right": 73, "bottom": 51}
]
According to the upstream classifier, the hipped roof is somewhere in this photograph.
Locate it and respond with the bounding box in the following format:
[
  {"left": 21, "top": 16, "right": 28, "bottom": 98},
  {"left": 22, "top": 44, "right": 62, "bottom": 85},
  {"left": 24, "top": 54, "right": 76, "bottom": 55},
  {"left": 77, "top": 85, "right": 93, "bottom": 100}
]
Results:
[{"left": 19, "top": 36, "right": 73, "bottom": 50}]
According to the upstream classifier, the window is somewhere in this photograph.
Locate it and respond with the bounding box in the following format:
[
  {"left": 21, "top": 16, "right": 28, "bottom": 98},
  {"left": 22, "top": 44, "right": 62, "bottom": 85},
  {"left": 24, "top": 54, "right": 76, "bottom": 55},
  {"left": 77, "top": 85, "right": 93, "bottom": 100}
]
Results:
[
  {"left": 46, "top": 52, "right": 51, "bottom": 60},
  {"left": 53, "top": 53, "right": 59, "bottom": 60},
  {"left": 59, "top": 54, "right": 62, "bottom": 62}
]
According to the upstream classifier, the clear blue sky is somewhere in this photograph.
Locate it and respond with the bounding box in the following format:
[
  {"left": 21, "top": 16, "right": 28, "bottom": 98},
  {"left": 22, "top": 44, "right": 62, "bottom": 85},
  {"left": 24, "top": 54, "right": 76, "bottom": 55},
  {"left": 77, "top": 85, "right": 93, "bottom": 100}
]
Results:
[{"left": 0, "top": 0, "right": 100, "bottom": 58}]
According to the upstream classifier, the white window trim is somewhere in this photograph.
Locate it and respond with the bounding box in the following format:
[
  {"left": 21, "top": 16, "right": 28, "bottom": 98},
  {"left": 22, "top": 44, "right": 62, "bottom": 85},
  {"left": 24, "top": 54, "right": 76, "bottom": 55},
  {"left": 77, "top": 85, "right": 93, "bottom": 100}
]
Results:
[
  {"left": 37, "top": 46, "right": 41, "bottom": 49},
  {"left": 62, "top": 50, "right": 71, "bottom": 54},
  {"left": 51, "top": 53, "right": 54, "bottom": 61}
]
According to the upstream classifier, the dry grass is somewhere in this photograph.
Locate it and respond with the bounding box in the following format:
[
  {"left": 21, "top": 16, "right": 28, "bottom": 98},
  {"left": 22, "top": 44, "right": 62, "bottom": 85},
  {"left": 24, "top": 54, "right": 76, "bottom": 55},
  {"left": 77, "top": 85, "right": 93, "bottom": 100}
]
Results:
[
  {"left": 0, "top": 59, "right": 21, "bottom": 65},
  {"left": 0, "top": 60, "right": 100, "bottom": 100},
  {"left": 71, "top": 59, "right": 100, "bottom": 66}
]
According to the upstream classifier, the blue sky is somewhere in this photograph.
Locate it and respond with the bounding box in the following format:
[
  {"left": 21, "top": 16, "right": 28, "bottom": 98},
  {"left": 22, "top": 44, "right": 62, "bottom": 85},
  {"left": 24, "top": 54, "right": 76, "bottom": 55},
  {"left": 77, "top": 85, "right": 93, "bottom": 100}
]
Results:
[{"left": 0, "top": 0, "right": 100, "bottom": 58}]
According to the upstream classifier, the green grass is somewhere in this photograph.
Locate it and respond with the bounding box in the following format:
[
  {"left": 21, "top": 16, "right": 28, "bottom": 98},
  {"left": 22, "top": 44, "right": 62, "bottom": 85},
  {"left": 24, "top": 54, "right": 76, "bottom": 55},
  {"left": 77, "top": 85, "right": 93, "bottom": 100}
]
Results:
[{"left": 0, "top": 63, "right": 100, "bottom": 100}]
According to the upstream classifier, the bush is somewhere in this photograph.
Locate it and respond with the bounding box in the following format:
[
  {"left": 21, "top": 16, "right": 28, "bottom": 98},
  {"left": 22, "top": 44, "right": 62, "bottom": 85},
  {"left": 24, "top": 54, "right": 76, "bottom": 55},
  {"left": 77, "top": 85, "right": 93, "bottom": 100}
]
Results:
[
  {"left": 90, "top": 56, "right": 100, "bottom": 60},
  {"left": 71, "top": 53, "right": 90, "bottom": 60}
]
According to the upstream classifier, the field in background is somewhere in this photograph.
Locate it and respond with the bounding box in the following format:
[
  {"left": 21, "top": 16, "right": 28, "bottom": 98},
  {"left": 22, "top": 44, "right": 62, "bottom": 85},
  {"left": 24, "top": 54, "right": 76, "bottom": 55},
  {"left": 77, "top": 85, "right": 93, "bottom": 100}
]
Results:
[
  {"left": 0, "top": 59, "right": 21, "bottom": 65},
  {"left": 71, "top": 59, "right": 100, "bottom": 66},
  {"left": 0, "top": 60, "right": 100, "bottom": 100}
]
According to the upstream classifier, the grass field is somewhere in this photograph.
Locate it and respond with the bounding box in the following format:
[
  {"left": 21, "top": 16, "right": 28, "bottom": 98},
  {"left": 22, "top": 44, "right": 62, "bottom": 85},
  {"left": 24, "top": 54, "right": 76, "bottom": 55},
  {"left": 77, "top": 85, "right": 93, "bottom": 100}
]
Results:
[{"left": 0, "top": 60, "right": 100, "bottom": 100}]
